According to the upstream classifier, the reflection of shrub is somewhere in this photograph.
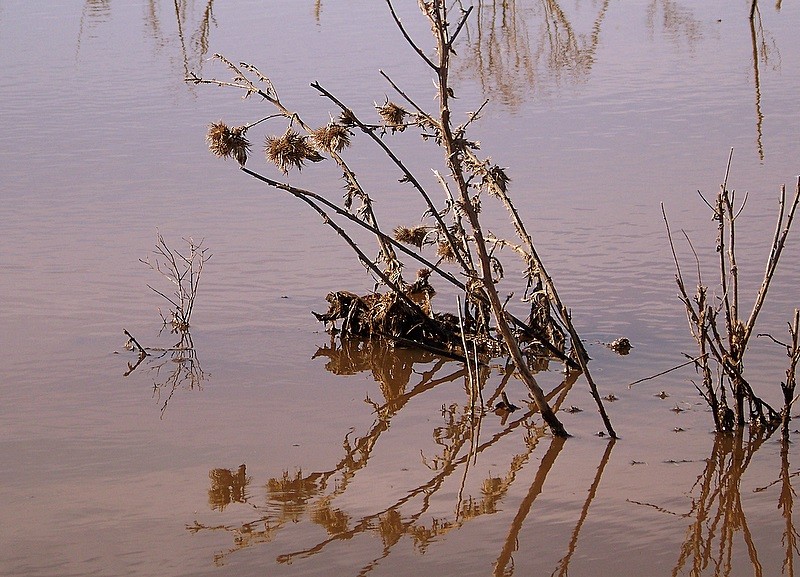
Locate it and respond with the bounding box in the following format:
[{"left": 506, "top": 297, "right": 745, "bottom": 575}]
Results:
[{"left": 208, "top": 464, "right": 250, "bottom": 511}]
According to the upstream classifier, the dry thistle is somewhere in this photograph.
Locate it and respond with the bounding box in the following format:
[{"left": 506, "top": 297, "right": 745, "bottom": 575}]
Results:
[
  {"left": 311, "top": 123, "right": 351, "bottom": 153},
  {"left": 338, "top": 108, "right": 357, "bottom": 127},
  {"left": 393, "top": 225, "right": 431, "bottom": 248},
  {"left": 376, "top": 100, "right": 408, "bottom": 132},
  {"left": 207, "top": 121, "right": 251, "bottom": 166},
  {"left": 482, "top": 165, "right": 511, "bottom": 197},
  {"left": 436, "top": 241, "right": 457, "bottom": 263},
  {"left": 264, "top": 129, "right": 324, "bottom": 173}
]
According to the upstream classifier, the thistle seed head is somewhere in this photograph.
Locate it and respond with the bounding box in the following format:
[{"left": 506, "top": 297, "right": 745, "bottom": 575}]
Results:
[
  {"left": 376, "top": 101, "right": 408, "bottom": 132},
  {"left": 437, "top": 241, "right": 457, "bottom": 263},
  {"left": 207, "top": 121, "right": 251, "bottom": 166},
  {"left": 311, "top": 123, "right": 352, "bottom": 153},
  {"left": 393, "top": 225, "right": 429, "bottom": 248},
  {"left": 483, "top": 165, "right": 511, "bottom": 197},
  {"left": 264, "top": 129, "right": 324, "bottom": 173}
]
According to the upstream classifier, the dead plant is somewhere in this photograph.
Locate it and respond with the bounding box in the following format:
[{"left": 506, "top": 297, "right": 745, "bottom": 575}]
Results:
[
  {"left": 664, "top": 149, "right": 800, "bottom": 434},
  {"left": 140, "top": 231, "right": 211, "bottom": 344},
  {"left": 186, "top": 2, "right": 616, "bottom": 437}
]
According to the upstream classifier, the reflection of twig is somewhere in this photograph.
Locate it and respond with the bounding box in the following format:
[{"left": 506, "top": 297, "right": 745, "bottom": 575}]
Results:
[
  {"left": 550, "top": 438, "right": 616, "bottom": 577},
  {"left": 494, "top": 435, "right": 566, "bottom": 576},
  {"left": 461, "top": 0, "right": 610, "bottom": 108},
  {"left": 122, "top": 330, "right": 206, "bottom": 417},
  {"left": 750, "top": 1, "right": 765, "bottom": 160},
  {"left": 779, "top": 437, "right": 800, "bottom": 574},
  {"left": 669, "top": 429, "right": 773, "bottom": 576},
  {"left": 150, "top": 345, "right": 206, "bottom": 417},
  {"left": 196, "top": 365, "right": 576, "bottom": 567}
]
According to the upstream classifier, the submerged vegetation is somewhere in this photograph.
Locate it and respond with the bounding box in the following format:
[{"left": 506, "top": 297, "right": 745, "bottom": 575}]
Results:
[{"left": 187, "top": 0, "right": 617, "bottom": 438}]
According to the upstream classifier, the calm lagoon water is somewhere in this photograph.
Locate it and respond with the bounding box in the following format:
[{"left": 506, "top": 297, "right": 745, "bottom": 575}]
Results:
[{"left": 1, "top": 1, "right": 800, "bottom": 576}]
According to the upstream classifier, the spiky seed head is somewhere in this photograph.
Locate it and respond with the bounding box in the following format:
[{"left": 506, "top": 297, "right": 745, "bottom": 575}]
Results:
[
  {"left": 338, "top": 108, "right": 357, "bottom": 127},
  {"left": 437, "top": 241, "right": 456, "bottom": 263},
  {"left": 483, "top": 165, "right": 511, "bottom": 197},
  {"left": 207, "top": 121, "right": 251, "bottom": 166},
  {"left": 393, "top": 225, "right": 429, "bottom": 248},
  {"left": 264, "top": 129, "right": 324, "bottom": 173},
  {"left": 377, "top": 101, "right": 408, "bottom": 132},
  {"left": 311, "top": 124, "right": 351, "bottom": 153}
]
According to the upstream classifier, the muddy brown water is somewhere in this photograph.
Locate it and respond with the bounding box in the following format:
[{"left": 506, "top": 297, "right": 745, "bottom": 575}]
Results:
[{"left": 2, "top": 1, "right": 800, "bottom": 576}]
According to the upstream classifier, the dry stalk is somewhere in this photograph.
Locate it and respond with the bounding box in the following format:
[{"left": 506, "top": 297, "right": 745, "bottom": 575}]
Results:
[
  {"left": 664, "top": 152, "right": 800, "bottom": 433},
  {"left": 140, "top": 232, "right": 210, "bottom": 342}
]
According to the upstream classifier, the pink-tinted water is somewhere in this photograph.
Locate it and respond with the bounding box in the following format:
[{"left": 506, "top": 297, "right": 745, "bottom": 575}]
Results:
[{"left": 2, "top": 1, "right": 800, "bottom": 576}]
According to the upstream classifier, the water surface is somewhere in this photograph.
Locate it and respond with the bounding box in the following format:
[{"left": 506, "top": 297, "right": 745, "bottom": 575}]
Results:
[{"left": 2, "top": 1, "right": 800, "bottom": 576}]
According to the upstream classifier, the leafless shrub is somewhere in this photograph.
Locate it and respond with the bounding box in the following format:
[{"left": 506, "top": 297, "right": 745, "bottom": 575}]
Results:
[{"left": 664, "top": 149, "right": 800, "bottom": 435}]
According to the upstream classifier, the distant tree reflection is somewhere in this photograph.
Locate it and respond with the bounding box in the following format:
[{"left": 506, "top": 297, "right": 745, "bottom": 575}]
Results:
[
  {"left": 458, "top": 0, "right": 611, "bottom": 108},
  {"left": 79, "top": 0, "right": 216, "bottom": 76}
]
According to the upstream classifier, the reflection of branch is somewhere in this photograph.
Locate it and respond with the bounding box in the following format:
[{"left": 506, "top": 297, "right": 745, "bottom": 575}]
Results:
[
  {"left": 670, "top": 429, "right": 773, "bottom": 576},
  {"left": 197, "top": 368, "right": 576, "bottom": 568},
  {"left": 550, "top": 438, "right": 616, "bottom": 577},
  {"left": 122, "top": 330, "right": 206, "bottom": 417},
  {"left": 461, "top": 0, "right": 610, "bottom": 108},
  {"left": 750, "top": 2, "right": 765, "bottom": 160},
  {"left": 779, "top": 438, "right": 800, "bottom": 574},
  {"left": 494, "top": 435, "right": 566, "bottom": 576}
]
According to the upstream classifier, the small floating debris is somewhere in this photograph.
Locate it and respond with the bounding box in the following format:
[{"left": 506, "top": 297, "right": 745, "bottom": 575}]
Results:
[
  {"left": 566, "top": 406, "right": 583, "bottom": 413},
  {"left": 607, "top": 337, "right": 632, "bottom": 355},
  {"left": 630, "top": 460, "right": 646, "bottom": 466}
]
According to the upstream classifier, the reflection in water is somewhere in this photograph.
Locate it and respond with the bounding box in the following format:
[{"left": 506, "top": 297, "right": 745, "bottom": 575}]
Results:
[
  {"left": 209, "top": 464, "right": 251, "bottom": 511},
  {"left": 460, "top": 0, "right": 611, "bottom": 108},
  {"left": 749, "top": 0, "right": 780, "bottom": 161},
  {"left": 632, "top": 428, "right": 798, "bottom": 577},
  {"left": 79, "top": 0, "right": 216, "bottom": 75},
  {"left": 146, "top": 0, "right": 217, "bottom": 76},
  {"left": 189, "top": 336, "right": 621, "bottom": 575},
  {"left": 549, "top": 438, "right": 616, "bottom": 577},
  {"left": 123, "top": 329, "right": 207, "bottom": 416},
  {"left": 672, "top": 431, "right": 769, "bottom": 576},
  {"left": 646, "top": 0, "right": 702, "bottom": 45},
  {"left": 76, "top": 0, "right": 112, "bottom": 55}
]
